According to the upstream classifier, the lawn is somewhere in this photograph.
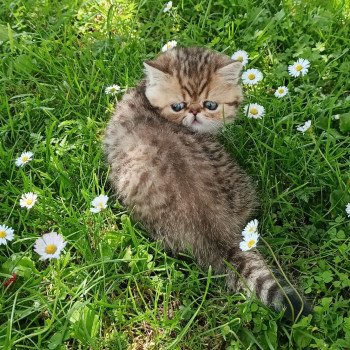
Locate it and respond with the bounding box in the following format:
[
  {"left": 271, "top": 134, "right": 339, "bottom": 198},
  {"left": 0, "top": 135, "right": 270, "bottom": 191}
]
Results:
[{"left": 1, "top": 0, "right": 350, "bottom": 349}]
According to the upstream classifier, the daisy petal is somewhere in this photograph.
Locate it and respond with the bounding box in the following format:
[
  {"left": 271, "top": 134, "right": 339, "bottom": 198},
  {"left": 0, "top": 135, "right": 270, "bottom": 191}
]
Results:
[
  {"left": 242, "top": 68, "right": 263, "bottom": 85},
  {"left": 34, "top": 232, "right": 66, "bottom": 261},
  {"left": 231, "top": 50, "right": 249, "bottom": 67},
  {"left": 163, "top": 1, "right": 172, "bottom": 12},
  {"left": 288, "top": 58, "right": 310, "bottom": 77},
  {"left": 19, "top": 192, "right": 38, "bottom": 209},
  {"left": 296, "top": 120, "right": 312, "bottom": 134},
  {"left": 161, "top": 40, "right": 177, "bottom": 52},
  {"left": 274, "top": 86, "right": 289, "bottom": 98},
  {"left": 239, "top": 232, "right": 260, "bottom": 251},
  {"left": 90, "top": 194, "right": 109, "bottom": 214},
  {"left": 0, "top": 225, "right": 14, "bottom": 246},
  {"left": 243, "top": 103, "right": 265, "bottom": 119},
  {"left": 15, "top": 151, "right": 33, "bottom": 167},
  {"left": 242, "top": 219, "right": 259, "bottom": 237},
  {"left": 345, "top": 203, "right": 350, "bottom": 217},
  {"left": 105, "top": 84, "right": 121, "bottom": 95}
]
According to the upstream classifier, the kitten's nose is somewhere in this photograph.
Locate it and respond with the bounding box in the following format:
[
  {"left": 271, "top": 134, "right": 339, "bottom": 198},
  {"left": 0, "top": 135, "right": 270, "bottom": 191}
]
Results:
[
  {"left": 190, "top": 110, "right": 199, "bottom": 116},
  {"left": 189, "top": 104, "right": 201, "bottom": 116}
]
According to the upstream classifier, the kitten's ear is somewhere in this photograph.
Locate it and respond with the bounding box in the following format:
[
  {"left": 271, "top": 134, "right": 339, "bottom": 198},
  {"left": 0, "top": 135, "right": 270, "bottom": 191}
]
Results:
[
  {"left": 144, "top": 61, "right": 170, "bottom": 83},
  {"left": 217, "top": 61, "right": 242, "bottom": 84}
]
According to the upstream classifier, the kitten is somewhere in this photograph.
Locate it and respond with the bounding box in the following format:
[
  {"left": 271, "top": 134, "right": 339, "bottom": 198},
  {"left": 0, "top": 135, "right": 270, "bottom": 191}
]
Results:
[{"left": 104, "top": 47, "right": 310, "bottom": 320}]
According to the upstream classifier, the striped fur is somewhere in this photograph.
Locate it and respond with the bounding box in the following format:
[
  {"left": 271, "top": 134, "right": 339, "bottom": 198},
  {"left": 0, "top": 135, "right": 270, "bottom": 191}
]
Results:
[
  {"left": 143, "top": 47, "right": 242, "bottom": 133},
  {"left": 104, "top": 47, "right": 310, "bottom": 320}
]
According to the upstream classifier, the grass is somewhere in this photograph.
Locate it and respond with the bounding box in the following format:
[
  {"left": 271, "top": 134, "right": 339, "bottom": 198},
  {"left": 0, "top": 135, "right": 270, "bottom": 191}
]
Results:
[{"left": 1, "top": 0, "right": 350, "bottom": 348}]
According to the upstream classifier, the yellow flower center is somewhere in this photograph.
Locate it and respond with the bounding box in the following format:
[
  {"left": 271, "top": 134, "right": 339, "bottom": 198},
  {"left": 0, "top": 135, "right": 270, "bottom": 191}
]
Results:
[
  {"left": 0, "top": 230, "right": 6, "bottom": 238},
  {"left": 247, "top": 239, "right": 256, "bottom": 248},
  {"left": 22, "top": 156, "right": 29, "bottom": 162},
  {"left": 236, "top": 56, "right": 243, "bottom": 62},
  {"left": 278, "top": 88, "right": 284, "bottom": 93},
  {"left": 26, "top": 198, "right": 33, "bottom": 205},
  {"left": 248, "top": 73, "right": 256, "bottom": 80},
  {"left": 250, "top": 108, "right": 258, "bottom": 115},
  {"left": 295, "top": 64, "right": 303, "bottom": 71},
  {"left": 45, "top": 244, "right": 57, "bottom": 255}
]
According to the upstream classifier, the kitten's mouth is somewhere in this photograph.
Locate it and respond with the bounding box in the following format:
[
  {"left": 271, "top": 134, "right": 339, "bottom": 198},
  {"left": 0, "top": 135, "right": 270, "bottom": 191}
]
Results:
[{"left": 192, "top": 117, "right": 201, "bottom": 124}]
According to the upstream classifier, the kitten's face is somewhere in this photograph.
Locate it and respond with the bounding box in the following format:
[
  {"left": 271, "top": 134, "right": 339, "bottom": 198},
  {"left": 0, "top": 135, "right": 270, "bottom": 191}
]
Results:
[{"left": 144, "top": 47, "right": 243, "bottom": 133}]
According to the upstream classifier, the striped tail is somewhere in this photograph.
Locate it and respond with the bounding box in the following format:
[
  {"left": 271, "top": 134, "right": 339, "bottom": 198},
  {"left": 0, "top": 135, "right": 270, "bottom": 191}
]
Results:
[{"left": 225, "top": 248, "right": 312, "bottom": 321}]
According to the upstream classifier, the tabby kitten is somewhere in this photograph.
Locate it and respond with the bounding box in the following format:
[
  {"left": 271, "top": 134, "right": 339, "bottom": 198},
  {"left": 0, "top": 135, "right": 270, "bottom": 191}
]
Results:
[{"left": 104, "top": 47, "right": 310, "bottom": 320}]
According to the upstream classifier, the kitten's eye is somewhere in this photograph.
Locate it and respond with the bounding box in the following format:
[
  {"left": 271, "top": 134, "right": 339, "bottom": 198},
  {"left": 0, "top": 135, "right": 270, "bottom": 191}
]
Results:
[
  {"left": 171, "top": 102, "right": 186, "bottom": 112},
  {"left": 203, "top": 101, "right": 218, "bottom": 110}
]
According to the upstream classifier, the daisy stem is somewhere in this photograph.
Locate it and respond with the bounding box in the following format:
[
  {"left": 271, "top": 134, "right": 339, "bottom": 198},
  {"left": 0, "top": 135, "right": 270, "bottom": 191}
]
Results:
[
  {"left": 287, "top": 91, "right": 294, "bottom": 132},
  {"left": 310, "top": 129, "right": 317, "bottom": 144}
]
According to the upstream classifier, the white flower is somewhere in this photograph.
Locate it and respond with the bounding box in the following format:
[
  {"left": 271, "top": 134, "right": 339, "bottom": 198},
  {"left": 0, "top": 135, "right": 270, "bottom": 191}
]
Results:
[
  {"left": 161, "top": 40, "right": 177, "bottom": 52},
  {"left": 34, "top": 232, "right": 67, "bottom": 261},
  {"left": 242, "top": 219, "right": 259, "bottom": 238},
  {"left": 244, "top": 103, "right": 265, "bottom": 119},
  {"left": 20, "top": 192, "right": 38, "bottom": 209},
  {"left": 288, "top": 58, "right": 310, "bottom": 77},
  {"left": 90, "top": 194, "right": 109, "bottom": 213},
  {"left": 274, "top": 86, "right": 289, "bottom": 98},
  {"left": 15, "top": 151, "right": 33, "bottom": 167},
  {"left": 296, "top": 120, "right": 312, "bottom": 134},
  {"left": 0, "top": 225, "right": 14, "bottom": 245},
  {"left": 239, "top": 232, "right": 260, "bottom": 251},
  {"left": 231, "top": 50, "right": 249, "bottom": 67},
  {"left": 242, "top": 68, "right": 263, "bottom": 85},
  {"left": 163, "top": 1, "right": 172, "bottom": 12},
  {"left": 105, "top": 84, "right": 121, "bottom": 95},
  {"left": 346, "top": 203, "right": 350, "bottom": 218}
]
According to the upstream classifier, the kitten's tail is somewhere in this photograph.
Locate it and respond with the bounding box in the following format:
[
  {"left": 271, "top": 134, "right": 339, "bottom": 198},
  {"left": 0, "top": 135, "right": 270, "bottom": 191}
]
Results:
[{"left": 224, "top": 247, "right": 312, "bottom": 321}]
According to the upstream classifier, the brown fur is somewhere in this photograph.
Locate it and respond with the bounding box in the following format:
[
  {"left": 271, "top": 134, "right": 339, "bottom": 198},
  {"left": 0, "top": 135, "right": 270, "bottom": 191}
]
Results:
[{"left": 104, "top": 47, "right": 310, "bottom": 320}]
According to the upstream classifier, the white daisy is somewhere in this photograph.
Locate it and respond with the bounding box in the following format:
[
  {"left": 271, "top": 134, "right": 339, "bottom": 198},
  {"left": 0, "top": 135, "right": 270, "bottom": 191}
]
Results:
[
  {"left": 231, "top": 50, "right": 249, "bottom": 67},
  {"left": 288, "top": 58, "right": 310, "bottom": 77},
  {"left": 346, "top": 203, "right": 350, "bottom": 218},
  {"left": 0, "top": 225, "right": 14, "bottom": 245},
  {"left": 244, "top": 103, "right": 265, "bottom": 119},
  {"left": 34, "top": 232, "right": 67, "bottom": 261},
  {"left": 296, "top": 120, "right": 312, "bottom": 134},
  {"left": 163, "top": 1, "right": 172, "bottom": 12},
  {"left": 19, "top": 192, "right": 38, "bottom": 209},
  {"left": 239, "top": 232, "right": 260, "bottom": 251},
  {"left": 15, "top": 151, "right": 33, "bottom": 167},
  {"left": 161, "top": 40, "right": 177, "bottom": 52},
  {"left": 242, "top": 219, "right": 259, "bottom": 238},
  {"left": 105, "top": 84, "right": 121, "bottom": 95},
  {"left": 242, "top": 68, "right": 263, "bottom": 85},
  {"left": 90, "top": 194, "right": 109, "bottom": 213},
  {"left": 274, "top": 86, "right": 289, "bottom": 98}
]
